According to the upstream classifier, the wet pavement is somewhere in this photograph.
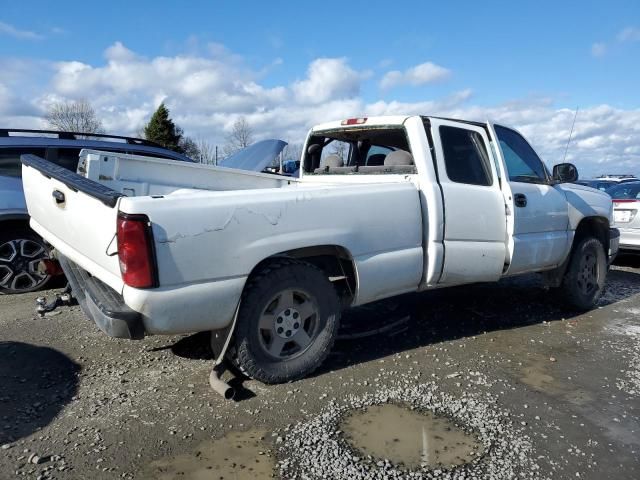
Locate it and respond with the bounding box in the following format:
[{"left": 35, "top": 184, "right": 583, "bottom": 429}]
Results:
[{"left": 1, "top": 259, "right": 639, "bottom": 479}]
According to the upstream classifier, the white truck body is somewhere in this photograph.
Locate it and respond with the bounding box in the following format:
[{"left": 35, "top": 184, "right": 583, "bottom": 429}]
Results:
[{"left": 21, "top": 115, "right": 618, "bottom": 381}]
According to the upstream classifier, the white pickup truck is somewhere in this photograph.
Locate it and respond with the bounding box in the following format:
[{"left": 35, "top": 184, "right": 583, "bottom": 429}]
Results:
[{"left": 21, "top": 115, "right": 619, "bottom": 384}]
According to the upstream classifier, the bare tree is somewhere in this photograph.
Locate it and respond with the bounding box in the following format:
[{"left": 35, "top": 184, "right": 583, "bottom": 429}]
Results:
[
  {"left": 223, "top": 117, "right": 254, "bottom": 158},
  {"left": 178, "top": 135, "right": 201, "bottom": 160},
  {"left": 45, "top": 100, "right": 105, "bottom": 134},
  {"left": 196, "top": 138, "right": 217, "bottom": 164}
]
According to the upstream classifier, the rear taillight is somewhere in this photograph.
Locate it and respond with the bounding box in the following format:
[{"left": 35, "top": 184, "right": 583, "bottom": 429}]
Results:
[{"left": 116, "top": 213, "right": 157, "bottom": 288}]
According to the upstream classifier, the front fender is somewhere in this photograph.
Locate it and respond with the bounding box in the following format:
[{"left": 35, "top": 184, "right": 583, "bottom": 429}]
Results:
[{"left": 556, "top": 183, "right": 613, "bottom": 229}]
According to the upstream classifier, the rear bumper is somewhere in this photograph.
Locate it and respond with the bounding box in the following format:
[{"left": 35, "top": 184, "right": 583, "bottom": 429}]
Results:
[
  {"left": 618, "top": 227, "right": 640, "bottom": 252},
  {"left": 58, "top": 255, "right": 144, "bottom": 339},
  {"left": 59, "top": 254, "right": 245, "bottom": 338}
]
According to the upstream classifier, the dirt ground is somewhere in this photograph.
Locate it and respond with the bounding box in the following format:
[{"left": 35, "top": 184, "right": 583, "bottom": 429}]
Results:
[{"left": 1, "top": 258, "right": 639, "bottom": 479}]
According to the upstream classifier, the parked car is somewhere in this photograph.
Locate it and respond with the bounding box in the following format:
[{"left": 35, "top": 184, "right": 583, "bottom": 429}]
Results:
[
  {"left": 573, "top": 179, "right": 620, "bottom": 192},
  {"left": 594, "top": 174, "right": 638, "bottom": 182},
  {"left": 0, "top": 129, "right": 193, "bottom": 294},
  {"left": 21, "top": 115, "right": 618, "bottom": 384},
  {"left": 609, "top": 181, "right": 640, "bottom": 253}
]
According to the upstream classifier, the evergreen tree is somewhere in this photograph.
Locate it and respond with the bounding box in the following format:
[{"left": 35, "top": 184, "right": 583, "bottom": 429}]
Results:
[{"left": 143, "top": 103, "right": 184, "bottom": 153}]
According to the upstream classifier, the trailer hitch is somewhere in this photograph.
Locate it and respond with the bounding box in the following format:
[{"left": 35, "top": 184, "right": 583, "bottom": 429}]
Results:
[{"left": 35, "top": 284, "right": 74, "bottom": 317}]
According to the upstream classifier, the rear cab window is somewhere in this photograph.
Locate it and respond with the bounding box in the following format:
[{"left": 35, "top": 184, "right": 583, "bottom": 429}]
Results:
[{"left": 303, "top": 127, "right": 416, "bottom": 175}]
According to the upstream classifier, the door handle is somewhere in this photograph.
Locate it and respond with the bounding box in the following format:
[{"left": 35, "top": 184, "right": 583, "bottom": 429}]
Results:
[
  {"left": 52, "top": 189, "right": 65, "bottom": 204},
  {"left": 514, "top": 193, "right": 527, "bottom": 208}
]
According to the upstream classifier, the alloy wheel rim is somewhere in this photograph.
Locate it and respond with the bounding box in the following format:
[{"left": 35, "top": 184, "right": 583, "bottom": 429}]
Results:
[
  {"left": 258, "top": 288, "right": 320, "bottom": 360},
  {"left": 0, "top": 239, "right": 49, "bottom": 292}
]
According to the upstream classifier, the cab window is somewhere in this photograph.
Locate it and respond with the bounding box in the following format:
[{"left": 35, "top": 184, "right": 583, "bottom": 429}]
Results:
[
  {"left": 439, "top": 126, "right": 492, "bottom": 186},
  {"left": 303, "top": 127, "right": 415, "bottom": 175},
  {"left": 494, "top": 126, "right": 547, "bottom": 183}
]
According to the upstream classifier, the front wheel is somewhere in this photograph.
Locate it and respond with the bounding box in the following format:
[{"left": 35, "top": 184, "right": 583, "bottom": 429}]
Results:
[
  {"left": 558, "top": 236, "right": 607, "bottom": 310},
  {"left": 228, "top": 258, "right": 340, "bottom": 384}
]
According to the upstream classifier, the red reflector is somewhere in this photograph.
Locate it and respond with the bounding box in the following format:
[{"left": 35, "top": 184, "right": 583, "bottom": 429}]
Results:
[
  {"left": 341, "top": 117, "right": 368, "bottom": 125},
  {"left": 116, "top": 214, "right": 156, "bottom": 288},
  {"left": 613, "top": 199, "right": 639, "bottom": 204}
]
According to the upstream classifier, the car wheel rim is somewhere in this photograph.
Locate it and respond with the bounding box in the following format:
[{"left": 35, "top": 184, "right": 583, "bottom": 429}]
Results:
[
  {"left": 576, "top": 250, "right": 598, "bottom": 296},
  {"left": 0, "top": 238, "right": 49, "bottom": 292},
  {"left": 257, "top": 288, "right": 320, "bottom": 360}
]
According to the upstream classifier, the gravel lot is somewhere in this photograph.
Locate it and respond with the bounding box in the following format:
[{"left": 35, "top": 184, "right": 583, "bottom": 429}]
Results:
[{"left": 1, "top": 259, "right": 639, "bottom": 479}]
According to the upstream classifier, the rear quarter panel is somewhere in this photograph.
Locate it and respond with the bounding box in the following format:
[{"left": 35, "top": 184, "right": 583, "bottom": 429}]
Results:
[{"left": 119, "top": 181, "right": 424, "bottom": 306}]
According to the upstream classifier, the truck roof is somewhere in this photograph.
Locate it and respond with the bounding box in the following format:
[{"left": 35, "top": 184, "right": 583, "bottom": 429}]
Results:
[
  {"left": 312, "top": 116, "right": 411, "bottom": 131},
  {"left": 311, "top": 115, "right": 488, "bottom": 132}
]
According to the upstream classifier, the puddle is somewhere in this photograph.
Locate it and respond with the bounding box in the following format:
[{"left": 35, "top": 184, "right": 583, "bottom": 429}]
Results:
[
  {"left": 142, "top": 428, "right": 275, "bottom": 479},
  {"left": 341, "top": 403, "right": 483, "bottom": 469}
]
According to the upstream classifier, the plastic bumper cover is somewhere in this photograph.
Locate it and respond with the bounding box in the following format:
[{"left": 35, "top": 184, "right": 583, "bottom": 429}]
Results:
[{"left": 618, "top": 227, "right": 640, "bottom": 252}]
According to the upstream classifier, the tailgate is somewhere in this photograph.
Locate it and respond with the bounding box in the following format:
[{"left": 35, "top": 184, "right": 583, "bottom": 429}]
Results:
[{"left": 21, "top": 154, "right": 124, "bottom": 292}]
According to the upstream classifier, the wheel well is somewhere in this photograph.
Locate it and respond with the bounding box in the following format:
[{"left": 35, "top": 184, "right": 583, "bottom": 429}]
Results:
[
  {"left": 251, "top": 245, "right": 357, "bottom": 307},
  {"left": 541, "top": 216, "right": 609, "bottom": 288},
  {"left": 574, "top": 216, "right": 609, "bottom": 253}
]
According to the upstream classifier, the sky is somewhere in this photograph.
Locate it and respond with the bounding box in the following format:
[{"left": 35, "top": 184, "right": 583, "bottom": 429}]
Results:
[{"left": 0, "top": 0, "right": 639, "bottom": 177}]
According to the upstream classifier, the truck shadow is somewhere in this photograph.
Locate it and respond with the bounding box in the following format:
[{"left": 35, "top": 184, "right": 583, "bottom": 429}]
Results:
[
  {"left": 0, "top": 342, "right": 80, "bottom": 445},
  {"left": 316, "top": 268, "right": 640, "bottom": 377}
]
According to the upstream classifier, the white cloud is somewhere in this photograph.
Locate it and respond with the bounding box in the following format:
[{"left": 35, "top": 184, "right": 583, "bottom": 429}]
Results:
[
  {"left": 292, "top": 58, "right": 366, "bottom": 104},
  {"left": 617, "top": 26, "right": 640, "bottom": 42},
  {"left": 591, "top": 42, "right": 607, "bottom": 57},
  {"left": 380, "top": 62, "right": 451, "bottom": 89},
  {"left": 0, "top": 20, "right": 43, "bottom": 40},
  {"left": 0, "top": 42, "right": 638, "bottom": 178},
  {"left": 589, "top": 27, "right": 640, "bottom": 59}
]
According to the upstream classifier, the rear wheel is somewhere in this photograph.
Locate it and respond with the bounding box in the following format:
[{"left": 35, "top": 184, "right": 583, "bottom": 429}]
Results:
[
  {"left": 558, "top": 236, "right": 607, "bottom": 310},
  {"left": 229, "top": 258, "right": 340, "bottom": 384},
  {"left": 0, "top": 228, "right": 51, "bottom": 294}
]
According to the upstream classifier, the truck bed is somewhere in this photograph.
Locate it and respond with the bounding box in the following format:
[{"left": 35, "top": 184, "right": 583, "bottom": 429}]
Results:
[{"left": 22, "top": 150, "right": 425, "bottom": 334}]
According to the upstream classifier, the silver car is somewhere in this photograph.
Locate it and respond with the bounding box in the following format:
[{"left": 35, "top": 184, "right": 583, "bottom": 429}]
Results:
[{"left": 609, "top": 181, "right": 640, "bottom": 252}]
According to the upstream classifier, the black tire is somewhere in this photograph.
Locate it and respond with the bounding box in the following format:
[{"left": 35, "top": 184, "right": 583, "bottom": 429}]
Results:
[
  {"left": 229, "top": 258, "right": 340, "bottom": 384},
  {"left": 0, "top": 228, "right": 51, "bottom": 294},
  {"left": 558, "top": 236, "right": 607, "bottom": 310}
]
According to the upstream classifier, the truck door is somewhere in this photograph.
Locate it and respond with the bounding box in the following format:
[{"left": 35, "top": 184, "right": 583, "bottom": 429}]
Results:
[
  {"left": 487, "top": 123, "right": 569, "bottom": 275},
  {"left": 429, "top": 119, "right": 508, "bottom": 284}
]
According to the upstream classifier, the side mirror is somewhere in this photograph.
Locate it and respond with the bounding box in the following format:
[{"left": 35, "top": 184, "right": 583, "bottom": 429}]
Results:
[{"left": 552, "top": 163, "right": 578, "bottom": 183}]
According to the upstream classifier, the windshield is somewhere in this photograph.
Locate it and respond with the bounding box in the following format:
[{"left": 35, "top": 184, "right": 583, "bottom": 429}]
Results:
[
  {"left": 218, "top": 139, "right": 287, "bottom": 173},
  {"left": 607, "top": 182, "right": 640, "bottom": 199}
]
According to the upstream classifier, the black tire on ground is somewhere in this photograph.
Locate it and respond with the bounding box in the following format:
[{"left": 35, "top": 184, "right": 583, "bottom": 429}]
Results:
[
  {"left": 558, "top": 236, "right": 607, "bottom": 310},
  {"left": 0, "top": 228, "right": 51, "bottom": 294},
  {"left": 228, "top": 258, "right": 341, "bottom": 384}
]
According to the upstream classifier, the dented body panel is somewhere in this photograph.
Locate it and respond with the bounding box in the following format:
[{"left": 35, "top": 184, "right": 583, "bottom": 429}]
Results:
[{"left": 21, "top": 115, "right": 616, "bottom": 339}]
